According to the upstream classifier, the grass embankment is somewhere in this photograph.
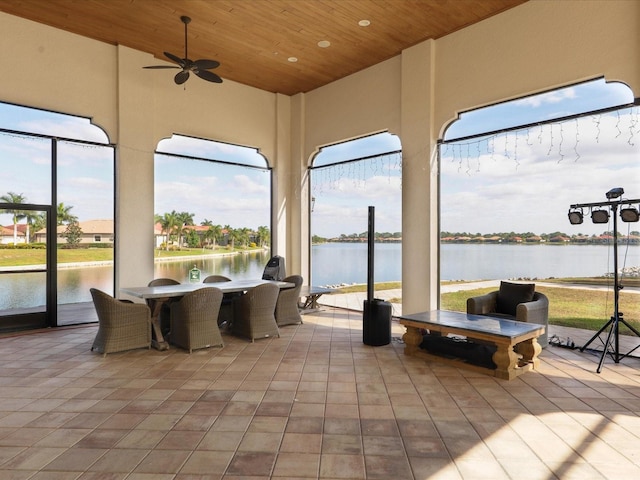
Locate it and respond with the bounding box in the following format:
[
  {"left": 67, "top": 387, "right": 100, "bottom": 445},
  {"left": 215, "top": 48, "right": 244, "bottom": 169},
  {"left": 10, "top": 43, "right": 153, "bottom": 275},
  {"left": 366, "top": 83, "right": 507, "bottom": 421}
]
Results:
[
  {"left": 0, "top": 247, "right": 259, "bottom": 267},
  {"left": 336, "top": 280, "right": 640, "bottom": 334}
]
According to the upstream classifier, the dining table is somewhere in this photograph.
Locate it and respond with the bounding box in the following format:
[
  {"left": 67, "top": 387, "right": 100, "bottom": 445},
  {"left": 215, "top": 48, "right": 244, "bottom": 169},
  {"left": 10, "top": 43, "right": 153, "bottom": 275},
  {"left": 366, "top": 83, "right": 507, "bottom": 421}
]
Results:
[{"left": 121, "top": 279, "right": 294, "bottom": 350}]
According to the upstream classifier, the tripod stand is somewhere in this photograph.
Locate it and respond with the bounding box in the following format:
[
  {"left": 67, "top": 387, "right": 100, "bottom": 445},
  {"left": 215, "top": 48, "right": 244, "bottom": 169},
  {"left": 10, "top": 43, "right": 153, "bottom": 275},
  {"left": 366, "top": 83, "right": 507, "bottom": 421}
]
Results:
[{"left": 571, "top": 191, "right": 640, "bottom": 373}]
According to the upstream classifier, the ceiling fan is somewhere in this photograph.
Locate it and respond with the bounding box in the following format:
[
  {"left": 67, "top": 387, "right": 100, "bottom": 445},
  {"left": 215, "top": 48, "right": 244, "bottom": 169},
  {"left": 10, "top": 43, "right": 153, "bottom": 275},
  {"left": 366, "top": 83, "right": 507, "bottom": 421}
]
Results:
[{"left": 144, "top": 15, "right": 222, "bottom": 85}]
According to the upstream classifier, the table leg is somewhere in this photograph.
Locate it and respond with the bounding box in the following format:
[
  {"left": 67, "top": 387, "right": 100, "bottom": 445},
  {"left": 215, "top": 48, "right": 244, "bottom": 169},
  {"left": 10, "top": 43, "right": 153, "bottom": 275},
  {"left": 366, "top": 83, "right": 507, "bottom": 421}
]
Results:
[
  {"left": 299, "top": 293, "right": 323, "bottom": 310},
  {"left": 492, "top": 344, "right": 519, "bottom": 380},
  {"left": 515, "top": 338, "right": 541, "bottom": 369},
  {"left": 149, "top": 298, "right": 170, "bottom": 351},
  {"left": 402, "top": 325, "right": 423, "bottom": 355}
]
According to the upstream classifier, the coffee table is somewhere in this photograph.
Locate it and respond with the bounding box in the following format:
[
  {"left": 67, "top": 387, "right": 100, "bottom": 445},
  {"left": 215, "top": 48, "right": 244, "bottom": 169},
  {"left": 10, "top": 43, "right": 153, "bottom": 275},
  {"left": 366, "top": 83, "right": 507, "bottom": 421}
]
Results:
[{"left": 398, "top": 310, "right": 545, "bottom": 380}]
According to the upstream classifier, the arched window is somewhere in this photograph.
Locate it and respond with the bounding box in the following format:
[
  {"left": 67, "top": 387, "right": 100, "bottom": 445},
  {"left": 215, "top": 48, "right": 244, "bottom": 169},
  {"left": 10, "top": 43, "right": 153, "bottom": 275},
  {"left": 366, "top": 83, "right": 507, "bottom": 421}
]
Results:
[
  {"left": 0, "top": 102, "right": 114, "bottom": 330},
  {"left": 153, "top": 134, "right": 272, "bottom": 281},
  {"left": 439, "top": 78, "right": 639, "bottom": 283},
  {"left": 310, "top": 132, "right": 402, "bottom": 287}
]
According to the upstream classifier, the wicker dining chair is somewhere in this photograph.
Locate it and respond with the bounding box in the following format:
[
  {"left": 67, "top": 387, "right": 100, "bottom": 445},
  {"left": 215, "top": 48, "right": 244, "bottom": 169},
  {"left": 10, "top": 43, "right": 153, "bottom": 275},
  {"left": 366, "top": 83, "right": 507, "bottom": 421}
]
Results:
[
  {"left": 203, "top": 274, "right": 239, "bottom": 326},
  {"left": 147, "top": 278, "right": 180, "bottom": 336},
  {"left": 232, "top": 282, "right": 280, "bottom": 342},
  {"left": 170, "top": 287, "right": 224, "bottom": 353},
  {"left": 275, "top": 275, "right": 303, "bottom": 326},
  {"left": 203, "top": 275, "right": 232, "bottom": 283},
  {"left": 90, "top": 288, "right": 152, "bottom": 357}
]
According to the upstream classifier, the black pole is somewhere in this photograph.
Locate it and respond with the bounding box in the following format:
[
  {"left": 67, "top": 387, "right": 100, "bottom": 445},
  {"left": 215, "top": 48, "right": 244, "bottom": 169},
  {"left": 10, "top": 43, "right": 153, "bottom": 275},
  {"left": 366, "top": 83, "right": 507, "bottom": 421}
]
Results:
[{"left": 367, "top": 206, "right": 374, "bottom": 303}]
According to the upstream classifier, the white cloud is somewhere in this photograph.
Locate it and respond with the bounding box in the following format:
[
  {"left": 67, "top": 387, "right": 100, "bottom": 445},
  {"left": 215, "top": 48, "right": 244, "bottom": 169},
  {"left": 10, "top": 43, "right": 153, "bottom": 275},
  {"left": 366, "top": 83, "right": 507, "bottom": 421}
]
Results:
[{"left": 514, "top": 87, "right": 577, "bottom": 108}]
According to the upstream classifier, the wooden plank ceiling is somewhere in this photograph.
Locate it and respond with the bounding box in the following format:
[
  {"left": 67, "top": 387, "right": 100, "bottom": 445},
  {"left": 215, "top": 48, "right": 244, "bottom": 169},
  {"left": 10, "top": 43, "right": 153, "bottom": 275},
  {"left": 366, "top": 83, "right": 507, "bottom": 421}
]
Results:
[{"left": 0, "top": 0, "right": 527, "bottom": 95}]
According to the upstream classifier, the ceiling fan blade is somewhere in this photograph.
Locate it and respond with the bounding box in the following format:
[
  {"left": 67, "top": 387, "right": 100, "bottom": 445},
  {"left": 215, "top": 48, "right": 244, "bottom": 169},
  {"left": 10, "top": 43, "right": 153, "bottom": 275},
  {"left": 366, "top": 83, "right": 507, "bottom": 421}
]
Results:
[
  {"left": 164, "top": 51, "right": 186, "bottom": 67},
  {"left": 193, "top": 59, "right": 220, "bottom": 70},
  {"left": 143, "top": 65, "right": 180, "bottom": 69},
  {"left": 194, "top": 69, "right": 223, "bottom": 83},
  {"left": 174, "top": 70, "right": 190, "bottom": 85}
]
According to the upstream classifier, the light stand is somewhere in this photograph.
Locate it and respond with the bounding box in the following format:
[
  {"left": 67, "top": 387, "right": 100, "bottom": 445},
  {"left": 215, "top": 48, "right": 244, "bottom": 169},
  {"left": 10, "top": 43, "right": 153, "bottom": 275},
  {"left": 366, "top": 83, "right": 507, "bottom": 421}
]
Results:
[{"left": 568, "top": 188, "right": 640, "bottom": 373}]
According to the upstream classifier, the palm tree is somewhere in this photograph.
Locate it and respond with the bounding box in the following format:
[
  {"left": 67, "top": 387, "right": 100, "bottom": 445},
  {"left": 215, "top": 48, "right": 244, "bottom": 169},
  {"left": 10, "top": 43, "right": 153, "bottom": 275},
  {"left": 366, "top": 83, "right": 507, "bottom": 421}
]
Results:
[
  {"left": 210, "top": 224, "right": 222, "bottom": 248},
  {"left": 224, "top": 225, "right": 235, "bottom": 250},
  {"left": 175, "top": 211, "right": 194, "bottom": 248},
  {"left": 201, "top": 219, "right": 222, "bottom": 249},
  {"left": 0, "top": 192, "right": 27, "bottom": 244},
  {"left": 157, "top": 211, "right": 179, "bottom": 251},
  {"left": 235, "top": 227, "right": 250, "bottom": 249},
  {"left": 23, "top": 210, "right": 45, "bottom": 244},
  {"left": 57, "top": 202, "right": 77, "bottom": 225},
  {"left": 256, "top": 225, "right": 270, "bottom": 248},
  {"left": 201, "top": 219, "right": 213, "bottom": 247}
]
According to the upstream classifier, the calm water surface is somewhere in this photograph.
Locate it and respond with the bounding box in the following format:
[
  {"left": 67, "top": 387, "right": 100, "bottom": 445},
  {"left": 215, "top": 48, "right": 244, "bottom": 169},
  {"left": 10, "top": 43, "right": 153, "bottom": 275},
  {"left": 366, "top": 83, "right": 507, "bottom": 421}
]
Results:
[{"left": 1, "top": 243, "right": 639, "bottom": 308}]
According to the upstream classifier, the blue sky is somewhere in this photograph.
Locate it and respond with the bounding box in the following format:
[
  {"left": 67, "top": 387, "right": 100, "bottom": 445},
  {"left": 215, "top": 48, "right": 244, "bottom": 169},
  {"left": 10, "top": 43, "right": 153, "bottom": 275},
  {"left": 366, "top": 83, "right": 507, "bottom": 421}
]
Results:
[
  {"left": 1, "top": 78, "right": 638, "bottom": 238},
  {"left": 440, "top": 79, "right": 639, "bottom": 236}
]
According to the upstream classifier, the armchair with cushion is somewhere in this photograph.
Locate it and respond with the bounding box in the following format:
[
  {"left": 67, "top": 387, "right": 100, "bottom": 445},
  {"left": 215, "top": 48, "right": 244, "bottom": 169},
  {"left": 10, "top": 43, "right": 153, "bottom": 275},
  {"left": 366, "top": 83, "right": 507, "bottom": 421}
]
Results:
[
  {"left": 467, "top": 281, "right": 549, "bottom": 347},
  {"left": 90, "top": 288, "right": 152, "bottom": 357}
]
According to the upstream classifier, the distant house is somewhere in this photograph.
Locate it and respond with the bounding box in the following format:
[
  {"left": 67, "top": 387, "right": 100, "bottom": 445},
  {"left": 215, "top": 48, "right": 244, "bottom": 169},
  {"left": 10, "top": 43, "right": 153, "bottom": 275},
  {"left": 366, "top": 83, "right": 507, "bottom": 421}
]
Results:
[
  {"left": 626, "top": 235, "right": 640, "bottom": 245},
  {"left": 549, "top": 235, "right": 570, "bottom": 243},
  {"left": 0, "top": 224, "right": 27, "bottom": 244},
  {"left": 525, "top": 235, "right": 543, "bottom": 243},
  {"left": 35, "top": 219, "right": 114, "bottom": 244}
]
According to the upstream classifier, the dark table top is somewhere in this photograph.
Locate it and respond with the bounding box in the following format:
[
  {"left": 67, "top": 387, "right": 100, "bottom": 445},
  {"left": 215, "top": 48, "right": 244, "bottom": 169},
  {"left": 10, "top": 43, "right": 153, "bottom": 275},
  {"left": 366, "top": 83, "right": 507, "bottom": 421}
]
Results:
[{"left": 399, "top": 309, "right": 544, "bottom": 339}]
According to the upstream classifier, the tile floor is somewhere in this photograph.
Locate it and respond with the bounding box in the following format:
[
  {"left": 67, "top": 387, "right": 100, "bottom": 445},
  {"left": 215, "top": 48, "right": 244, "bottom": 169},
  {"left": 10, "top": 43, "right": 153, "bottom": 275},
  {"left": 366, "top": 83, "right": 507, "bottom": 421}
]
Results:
[{"left": 0, "top": 307, "right": 639, "bottom": 479}]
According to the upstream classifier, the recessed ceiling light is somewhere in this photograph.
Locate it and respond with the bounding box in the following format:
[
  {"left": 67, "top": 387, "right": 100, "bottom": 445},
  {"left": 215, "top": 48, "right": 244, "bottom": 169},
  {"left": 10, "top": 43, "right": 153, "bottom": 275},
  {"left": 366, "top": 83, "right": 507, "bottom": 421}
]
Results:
[
  {"left": 287, "top": 57, "right": 298, "bottom": 63},
  {"left": 358, "top": 19, "right": 370, "bottom": 27},
  {"left": 317, "top": 40, "right": 331, "bottom": 48}
]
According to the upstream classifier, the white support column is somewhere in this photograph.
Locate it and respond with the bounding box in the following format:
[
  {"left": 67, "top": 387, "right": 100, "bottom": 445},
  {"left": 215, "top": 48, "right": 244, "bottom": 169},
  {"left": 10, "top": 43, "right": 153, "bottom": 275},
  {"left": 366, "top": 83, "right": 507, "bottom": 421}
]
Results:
[{"left": 400, "top": 40, "right": 439, "bottom": 313}]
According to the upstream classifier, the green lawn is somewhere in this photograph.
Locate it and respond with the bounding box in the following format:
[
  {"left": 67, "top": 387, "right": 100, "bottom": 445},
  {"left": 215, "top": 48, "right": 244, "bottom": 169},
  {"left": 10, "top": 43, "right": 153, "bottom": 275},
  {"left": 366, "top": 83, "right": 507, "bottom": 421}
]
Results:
[
  {"left": 0, "top": 246, "right": 256, "bottom": 267},
  {"left": 337, "top": 281, "right": 639, "bottom": 333}
]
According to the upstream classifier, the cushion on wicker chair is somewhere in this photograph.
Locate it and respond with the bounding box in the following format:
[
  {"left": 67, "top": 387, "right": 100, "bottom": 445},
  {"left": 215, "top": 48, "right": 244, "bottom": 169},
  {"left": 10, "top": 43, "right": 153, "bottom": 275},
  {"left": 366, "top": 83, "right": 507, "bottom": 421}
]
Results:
[{"left": 496, "top": 281, "right": 535, "bottom": 316}]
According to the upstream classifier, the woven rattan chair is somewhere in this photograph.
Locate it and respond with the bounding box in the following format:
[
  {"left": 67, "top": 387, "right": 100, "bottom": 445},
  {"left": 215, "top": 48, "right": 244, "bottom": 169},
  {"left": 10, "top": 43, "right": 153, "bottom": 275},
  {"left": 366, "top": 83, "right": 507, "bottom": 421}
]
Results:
[
  {"left": 232, "top": 282, "right": 280, "bottom": 342},
  {"left": 275, "top": 275, "right": 303, "bottom": 326},
  {"left": 147, "top": 278, "right": 180, "bottom": 336},
  {"left": 467, "top": 281, "right": 549, "bottom": 347},
  {"left": 170, "top": 287, "right": 224, "bottom": 353},
  {"left": 90, "top": 288, "right": 152, "bottom": 357},
  {"left": 203, "top": 274, "right": 238, "bottom": 326}
]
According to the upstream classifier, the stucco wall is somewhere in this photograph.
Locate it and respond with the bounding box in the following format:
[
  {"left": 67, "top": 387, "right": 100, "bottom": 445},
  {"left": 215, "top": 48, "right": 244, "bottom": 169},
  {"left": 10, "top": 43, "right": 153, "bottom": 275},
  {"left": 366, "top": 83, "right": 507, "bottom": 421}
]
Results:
[{"left": 434, "top": 0, "right": 640, "bottom": 135}]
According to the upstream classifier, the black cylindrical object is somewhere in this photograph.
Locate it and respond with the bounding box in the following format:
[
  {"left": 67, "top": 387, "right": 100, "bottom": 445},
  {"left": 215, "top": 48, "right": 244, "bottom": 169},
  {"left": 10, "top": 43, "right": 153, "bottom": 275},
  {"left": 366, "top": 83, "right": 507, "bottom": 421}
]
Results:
[
  {"left": 363, "top": 298, "right": 392, "bottom": 346},
  {"left": 363, "top": 206, "right": 391, "bottom": 346}
]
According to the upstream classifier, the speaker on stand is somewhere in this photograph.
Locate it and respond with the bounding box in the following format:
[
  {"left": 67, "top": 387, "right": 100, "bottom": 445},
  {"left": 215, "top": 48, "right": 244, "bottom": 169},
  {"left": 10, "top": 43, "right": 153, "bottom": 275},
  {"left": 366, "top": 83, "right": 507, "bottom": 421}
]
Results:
[{"left": 363, "top": 206, "right": 392, "bottom": 346}]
